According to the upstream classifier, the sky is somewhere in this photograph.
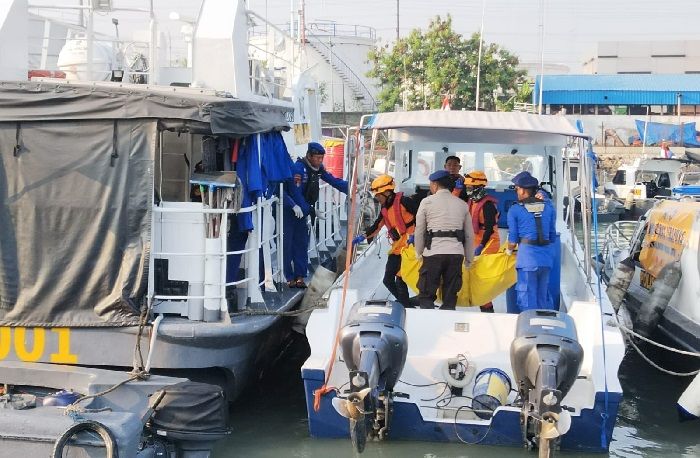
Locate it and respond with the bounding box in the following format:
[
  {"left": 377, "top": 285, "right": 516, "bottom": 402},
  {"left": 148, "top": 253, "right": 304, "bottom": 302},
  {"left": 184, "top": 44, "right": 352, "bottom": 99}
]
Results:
[
  {"left": 43, "top": 1, "right": 700, "bottom": 73},
  {"left": 241, "top": 0, "right": 700, "bottom": 72}
]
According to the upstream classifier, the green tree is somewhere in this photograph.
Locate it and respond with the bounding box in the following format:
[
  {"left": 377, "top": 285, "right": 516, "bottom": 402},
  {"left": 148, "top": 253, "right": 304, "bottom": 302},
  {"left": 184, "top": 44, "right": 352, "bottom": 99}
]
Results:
[{"left": 368, "top": 15, "right": 527, "bottom": 112}]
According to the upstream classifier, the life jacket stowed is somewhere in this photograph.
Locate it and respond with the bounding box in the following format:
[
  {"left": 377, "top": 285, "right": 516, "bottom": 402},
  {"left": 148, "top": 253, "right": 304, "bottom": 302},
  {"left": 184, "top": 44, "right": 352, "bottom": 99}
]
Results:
[
  {"left": 469, "top": 195, "right": 500, "bottom": 253},
  {"left": 379, "top": 192, "right": 415, "bottom": 254}
]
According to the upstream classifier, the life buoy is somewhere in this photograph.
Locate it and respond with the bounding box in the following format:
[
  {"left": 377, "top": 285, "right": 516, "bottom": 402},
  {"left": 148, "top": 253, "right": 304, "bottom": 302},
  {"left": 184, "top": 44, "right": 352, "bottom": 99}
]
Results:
[{"left": 418, "top": 158, "right": 430, "bottom": 178}]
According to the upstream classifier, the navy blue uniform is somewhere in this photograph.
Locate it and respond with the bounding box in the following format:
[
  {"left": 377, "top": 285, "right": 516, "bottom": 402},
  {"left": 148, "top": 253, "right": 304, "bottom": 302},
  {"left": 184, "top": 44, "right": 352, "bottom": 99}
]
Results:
[
  {"left": 507, "top": 197, "right": 556, "bottom": 312},
  {"left": 282, "top": 158, "right": 348, "bottom": 281}
]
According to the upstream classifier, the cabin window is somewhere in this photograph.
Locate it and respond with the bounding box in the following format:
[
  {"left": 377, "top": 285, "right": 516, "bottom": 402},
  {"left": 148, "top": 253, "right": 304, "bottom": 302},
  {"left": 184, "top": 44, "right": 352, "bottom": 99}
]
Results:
[
  {"left": 414, "top": 151, "right": 437, "bottom": 185},
  {"left": 569, "top": 166, "right": 578, "bottom": 182},
  {"left": 488, "top": 154, "right": 546, "bottom": 184},
  {"left": 636, "top": 171, "right": 660, "bottom": 183},
  {"left": 657, "top": 173, "right": 671, "bottom": 188},
  {"left": 612, "top": 170, "right": 626, "bottom": 185},
  {"left": 682, "top": 172, "right": 700, "bottom": 185}
]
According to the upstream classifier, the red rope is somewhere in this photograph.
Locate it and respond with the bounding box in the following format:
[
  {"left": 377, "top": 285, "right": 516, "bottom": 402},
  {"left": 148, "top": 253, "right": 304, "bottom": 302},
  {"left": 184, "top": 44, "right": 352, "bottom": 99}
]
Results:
[{"left": 313, "top": 130, "right": 362, "bottom": 412}]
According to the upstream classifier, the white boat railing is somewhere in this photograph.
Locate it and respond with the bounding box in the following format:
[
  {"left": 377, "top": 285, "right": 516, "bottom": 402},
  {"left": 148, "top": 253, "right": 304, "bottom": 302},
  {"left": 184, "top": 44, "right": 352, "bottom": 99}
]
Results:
[
  {"left": 26, "top": 1, "right": 156, "bottom": 82},
  {"left": 150, "top": 183, "right": 286, "bottom": 321},
  {"left": 308, "top": 183, "right": 346, "bottom": 260}
]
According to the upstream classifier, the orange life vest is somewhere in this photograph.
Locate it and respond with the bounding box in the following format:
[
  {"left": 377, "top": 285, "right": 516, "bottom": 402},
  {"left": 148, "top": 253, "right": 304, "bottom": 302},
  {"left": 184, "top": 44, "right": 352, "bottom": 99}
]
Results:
[
  {"left": 379, "top": 192, "right": 415, "bottom": 255},
  {"left": 469, "top": 195, "right": 500, "bottom": 253}
]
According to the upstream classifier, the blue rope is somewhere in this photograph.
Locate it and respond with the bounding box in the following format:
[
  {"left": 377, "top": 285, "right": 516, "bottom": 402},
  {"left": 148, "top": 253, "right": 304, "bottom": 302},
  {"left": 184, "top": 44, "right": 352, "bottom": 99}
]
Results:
[{"left": 587, "top": 144, "right": 610, "bottom": 449}]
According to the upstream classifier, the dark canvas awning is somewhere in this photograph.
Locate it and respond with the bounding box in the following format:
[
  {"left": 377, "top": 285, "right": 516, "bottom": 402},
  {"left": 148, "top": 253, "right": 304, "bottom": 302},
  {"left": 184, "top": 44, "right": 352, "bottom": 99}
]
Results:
[
  {"left": 0, "top": 81, "right": 292, "bottom": 136},
  {"left": 0, "top": 81, "right": 291, "bottom": 327}
]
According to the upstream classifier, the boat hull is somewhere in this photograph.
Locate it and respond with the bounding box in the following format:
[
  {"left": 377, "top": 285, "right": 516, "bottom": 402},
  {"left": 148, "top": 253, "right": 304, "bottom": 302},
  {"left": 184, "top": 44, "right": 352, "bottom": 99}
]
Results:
[
  {"left": 303, "top": 367, "right": 621, "bottom": 452},
  {"left": 0, "top": 290, "right": 304, "bottom": 401}
]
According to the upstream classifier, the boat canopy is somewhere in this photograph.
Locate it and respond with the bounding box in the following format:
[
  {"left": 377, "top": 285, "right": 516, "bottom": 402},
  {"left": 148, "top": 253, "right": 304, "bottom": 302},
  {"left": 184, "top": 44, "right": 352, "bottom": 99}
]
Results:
[
  {"left": 365, "top": 110, "right": 588, "bottom": 146},
  {"left": 0, "top": 81, "right": 290, "bottom": 327},
  {"left": 0, "top": 81, "right": 291, "bottom": 136}
]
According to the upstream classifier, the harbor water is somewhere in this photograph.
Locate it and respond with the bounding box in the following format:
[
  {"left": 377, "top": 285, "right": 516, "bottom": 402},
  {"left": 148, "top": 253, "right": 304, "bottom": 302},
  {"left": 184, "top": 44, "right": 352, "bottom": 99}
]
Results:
[{"left": 213, "top": 222, "right": 700, "bottom": 458}]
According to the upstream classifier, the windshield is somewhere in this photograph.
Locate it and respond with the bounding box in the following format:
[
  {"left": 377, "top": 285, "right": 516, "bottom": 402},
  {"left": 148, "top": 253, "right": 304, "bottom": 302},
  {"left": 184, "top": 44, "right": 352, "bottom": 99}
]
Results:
[
  {"left": 414, "top": 150, "right": 546, "bottom": 187},
  {"left": 681, "top": 172, "right": 700, "bottom": 185}
]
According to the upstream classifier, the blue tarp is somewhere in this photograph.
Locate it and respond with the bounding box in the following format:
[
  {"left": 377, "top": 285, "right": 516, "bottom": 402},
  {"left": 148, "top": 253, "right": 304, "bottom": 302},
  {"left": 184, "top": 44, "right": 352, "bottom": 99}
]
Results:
[{"left": 634, "top": 120, "right": 700, "bottom": 147}]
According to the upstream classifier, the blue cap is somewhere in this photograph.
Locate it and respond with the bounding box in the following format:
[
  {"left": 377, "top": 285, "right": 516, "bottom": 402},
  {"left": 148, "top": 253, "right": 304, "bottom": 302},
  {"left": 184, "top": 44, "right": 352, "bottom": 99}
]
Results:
[
  {"left": 307, "top": 141, "right": 325, "bottom": 155},
  {"left": 428, "top": 169, "right": 451, "bottom": 181},
  {"left": 512, "top": 171, "right": 539, "bottom": 188}
]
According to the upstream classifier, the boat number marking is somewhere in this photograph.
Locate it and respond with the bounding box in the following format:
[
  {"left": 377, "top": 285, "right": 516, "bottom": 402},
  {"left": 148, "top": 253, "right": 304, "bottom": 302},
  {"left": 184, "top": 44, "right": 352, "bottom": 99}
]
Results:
[
  {"left": 640, "top": 270, "right": 655, "bottom": 290},
  {"left": 0, "top": 327, "right": 78, "bottom": 364},
  {"left": 454, "top": 323, "right": 469, "bottom": 332}
]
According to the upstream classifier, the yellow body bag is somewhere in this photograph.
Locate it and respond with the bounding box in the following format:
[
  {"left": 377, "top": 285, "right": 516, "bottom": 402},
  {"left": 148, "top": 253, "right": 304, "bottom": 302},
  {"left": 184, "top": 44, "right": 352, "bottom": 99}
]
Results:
[{"left": 399, "top": 245, "right": 516, "bottom": 307}]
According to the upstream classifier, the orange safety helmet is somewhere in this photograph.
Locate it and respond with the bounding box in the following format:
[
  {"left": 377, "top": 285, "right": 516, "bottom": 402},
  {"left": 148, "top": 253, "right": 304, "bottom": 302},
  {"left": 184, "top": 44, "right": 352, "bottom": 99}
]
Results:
[
  {"left": 370, "top": 174, "right": 396, "bottom": 196},
  {"left": 464, "top": 171, "right": 488, "bottom": 187}
]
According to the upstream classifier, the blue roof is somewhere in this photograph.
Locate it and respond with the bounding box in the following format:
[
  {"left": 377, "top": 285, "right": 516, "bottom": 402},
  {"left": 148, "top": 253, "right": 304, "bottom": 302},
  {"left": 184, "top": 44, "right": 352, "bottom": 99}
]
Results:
[{"left": 533, "top": 74, "right": 700, "bottom": 105}]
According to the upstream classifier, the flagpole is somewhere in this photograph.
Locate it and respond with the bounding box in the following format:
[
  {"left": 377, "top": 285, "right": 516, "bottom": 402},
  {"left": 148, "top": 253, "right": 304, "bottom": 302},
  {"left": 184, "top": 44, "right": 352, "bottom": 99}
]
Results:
[{"left": 475, "top": 0, "right": 485, "bottom": 111}]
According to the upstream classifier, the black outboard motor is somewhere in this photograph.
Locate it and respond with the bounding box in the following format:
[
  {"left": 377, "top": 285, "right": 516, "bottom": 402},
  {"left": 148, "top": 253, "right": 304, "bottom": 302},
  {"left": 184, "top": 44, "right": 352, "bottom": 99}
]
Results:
[
  {"left": 148, "top": 381, "right": 231, "bottom": 457},
  {"left": 334, "top": 300, "right": 408, "bottom": 453},
  {"left": 510, "top": 310, "right": 583, "bottom": 455}
]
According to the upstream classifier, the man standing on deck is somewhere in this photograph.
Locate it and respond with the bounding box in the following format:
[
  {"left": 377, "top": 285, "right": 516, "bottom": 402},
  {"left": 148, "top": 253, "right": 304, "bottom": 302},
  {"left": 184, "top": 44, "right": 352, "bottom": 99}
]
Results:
[
  {"left": 464, "top": 170, "right": 500, "bottom": 313},
  {"left": 283, "top": 142, "right": 348, "bottom": 288},
  {"left": 506, "top": 171, "right": 556, "bottom": 312},
  {"left": 414, "top": 170, "right": 474, "bottom": 310},
  {"left": 352, "top": 174, "right": 420, "bottom": 308},
  {"left": 444, "top": 155, "right": 468, "bottom": 201}
]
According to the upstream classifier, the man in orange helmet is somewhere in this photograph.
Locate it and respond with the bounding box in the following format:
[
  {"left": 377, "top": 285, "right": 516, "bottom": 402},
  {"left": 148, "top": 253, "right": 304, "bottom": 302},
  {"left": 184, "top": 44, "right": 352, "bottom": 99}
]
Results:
[
  {"left": 352, "top": 174, "right": 419, "bottom": 308},
  {"left": 464, "top": 171, "right": 500, "bottom": 312}
]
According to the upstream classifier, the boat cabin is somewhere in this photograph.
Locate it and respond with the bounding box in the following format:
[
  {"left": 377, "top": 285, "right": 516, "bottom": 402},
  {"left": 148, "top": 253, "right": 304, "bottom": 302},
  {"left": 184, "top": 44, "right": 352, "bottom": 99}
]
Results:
[
  {"left": 604, "top": 158, "right": 691, "bottom": 199},
  {"left": 365, "top": 111, "right": 567, "bottom": 229}
]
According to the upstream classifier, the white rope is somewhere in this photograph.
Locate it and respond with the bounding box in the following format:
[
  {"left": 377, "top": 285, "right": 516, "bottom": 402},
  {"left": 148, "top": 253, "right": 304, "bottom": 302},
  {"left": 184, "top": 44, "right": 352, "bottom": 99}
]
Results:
[
  {"left": 609, "top": 319, "right": 700, "bottom": 358},
  {"left": 609, "top": 314, "right": 700, "bottom": 377},
  {"left": 627, "top": 337, "right": 700, "bottom": 378}
]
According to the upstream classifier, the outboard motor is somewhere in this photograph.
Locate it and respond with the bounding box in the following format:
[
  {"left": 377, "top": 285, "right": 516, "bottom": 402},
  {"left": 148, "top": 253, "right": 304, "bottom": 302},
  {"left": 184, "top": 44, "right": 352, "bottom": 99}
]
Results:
[
  {"left": 333, "top": 300, "right": 408, "bottom": 453},
  {"left": 148, "top": 381, "right": 231, "bottom": 457},
  {"left": 510, "top": 310, "right": 583, "bottom": 456}
]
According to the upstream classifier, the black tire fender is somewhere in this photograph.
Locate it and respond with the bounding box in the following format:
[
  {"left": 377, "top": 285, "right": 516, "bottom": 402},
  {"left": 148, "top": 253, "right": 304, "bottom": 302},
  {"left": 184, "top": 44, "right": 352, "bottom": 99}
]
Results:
[{"left": 52, "top": 420, "right": 118, "bottom": 458}]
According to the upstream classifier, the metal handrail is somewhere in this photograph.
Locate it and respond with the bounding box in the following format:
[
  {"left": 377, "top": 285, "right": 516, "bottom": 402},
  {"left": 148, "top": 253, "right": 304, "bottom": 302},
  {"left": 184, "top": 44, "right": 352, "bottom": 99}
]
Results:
[
  {"left": 306, "top": 31, "right": 376, "bottom": 109},
  {"left": 308, "top": 183, "right": 346, "bottom": 257},
  {"left": 307, "top": 22, "right": 377, "bottom": 39},
  {"left": 152, "top": 190, "right": 285, "bottom": 306}
]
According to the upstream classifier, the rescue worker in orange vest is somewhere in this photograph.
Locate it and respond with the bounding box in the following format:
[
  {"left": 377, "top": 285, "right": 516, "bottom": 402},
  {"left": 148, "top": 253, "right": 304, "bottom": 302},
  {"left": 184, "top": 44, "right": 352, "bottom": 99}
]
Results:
[
  {"left": 352, "top": 174, "right": 419, "bottom": 308},
  {"left": 464, "top": 171, "right": 500, "bottom": 313}
]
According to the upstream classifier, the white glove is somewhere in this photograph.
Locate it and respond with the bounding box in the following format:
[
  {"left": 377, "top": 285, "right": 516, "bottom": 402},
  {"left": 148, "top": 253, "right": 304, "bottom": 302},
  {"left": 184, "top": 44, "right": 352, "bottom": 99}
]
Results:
[
  {"left": 292, "top": 205, "right": 304, "bottom": 219},
  {"left": 505, "top": 248, "right": 514, "bottom": 256}
]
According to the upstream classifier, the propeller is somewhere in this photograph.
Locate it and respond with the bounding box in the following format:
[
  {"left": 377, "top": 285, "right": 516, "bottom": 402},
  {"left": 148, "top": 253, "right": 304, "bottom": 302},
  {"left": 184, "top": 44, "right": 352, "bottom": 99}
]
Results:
[
  {"left": 331, "top": 388, "right": 371, "bottom": 420},
  {"left": 332, "top": 388, "right": 372, "bottom": 454},
  {"left": 537, "top": 410, "right": 573, "bottom": 458}
]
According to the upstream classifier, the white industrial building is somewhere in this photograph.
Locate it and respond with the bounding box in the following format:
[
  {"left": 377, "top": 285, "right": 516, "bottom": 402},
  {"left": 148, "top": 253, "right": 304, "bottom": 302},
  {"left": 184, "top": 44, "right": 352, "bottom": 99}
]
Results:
[{"left": 583, "top": 40, "right": 700, "bottom": 75}]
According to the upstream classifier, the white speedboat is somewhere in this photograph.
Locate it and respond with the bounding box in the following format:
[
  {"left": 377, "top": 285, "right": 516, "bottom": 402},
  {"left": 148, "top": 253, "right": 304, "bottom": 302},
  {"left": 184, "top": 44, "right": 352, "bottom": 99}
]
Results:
[
  {"left": 302, "top": 110, "right": 625, "bottom": 454},
  {"left": 605, "top": 200, "right": 700, "bottom": 354},
  {"left": 603, "top": 157, "right": 700, "bottom": 217}
]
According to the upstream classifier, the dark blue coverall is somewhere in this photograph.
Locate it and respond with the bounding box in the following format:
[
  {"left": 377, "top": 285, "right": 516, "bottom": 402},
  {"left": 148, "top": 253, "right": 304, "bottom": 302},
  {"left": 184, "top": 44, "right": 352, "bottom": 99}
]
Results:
[
  {"left": 506, "top": 197, "right": 557, "bottom": 312},
  {"left": 282, "top": 157, "right": 348, "bottom": 282}
]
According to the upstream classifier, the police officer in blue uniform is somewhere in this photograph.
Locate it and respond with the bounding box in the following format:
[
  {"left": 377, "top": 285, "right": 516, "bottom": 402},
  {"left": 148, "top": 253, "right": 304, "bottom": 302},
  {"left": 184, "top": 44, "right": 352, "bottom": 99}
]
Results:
[
  {"left": 283, "top": 142, "right": 348, "bottom": 288},
  {"left": 506, "top": 171, "right": 556, "bottom": 312}
]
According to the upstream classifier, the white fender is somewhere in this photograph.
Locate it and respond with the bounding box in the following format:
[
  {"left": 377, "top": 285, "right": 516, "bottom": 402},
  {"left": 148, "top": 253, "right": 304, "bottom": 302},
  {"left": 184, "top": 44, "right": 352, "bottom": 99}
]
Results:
[{"left": 678, "top": 372, "right": 700, "bottom": 421}]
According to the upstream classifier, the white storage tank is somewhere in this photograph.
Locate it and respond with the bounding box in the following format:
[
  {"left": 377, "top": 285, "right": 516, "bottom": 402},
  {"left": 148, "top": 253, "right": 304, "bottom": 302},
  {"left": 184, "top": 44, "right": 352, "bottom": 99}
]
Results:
[{"left": 57, "top": 33, "right": 115, "bottom": 81}]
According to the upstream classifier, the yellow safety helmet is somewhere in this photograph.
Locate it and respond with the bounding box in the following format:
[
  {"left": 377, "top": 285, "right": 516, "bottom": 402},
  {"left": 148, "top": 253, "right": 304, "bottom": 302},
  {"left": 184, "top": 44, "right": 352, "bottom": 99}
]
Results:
[
  {"left": 464, "top": 171, "right": 488, "bottom": 187},
  {"left": 370, "top": 174, "right": 396, "bottom": 196}
]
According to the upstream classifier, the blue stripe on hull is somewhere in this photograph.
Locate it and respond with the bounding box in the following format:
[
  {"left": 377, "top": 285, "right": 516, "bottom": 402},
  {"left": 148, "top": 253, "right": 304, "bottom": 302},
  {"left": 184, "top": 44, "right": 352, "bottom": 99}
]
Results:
[{"left": 302, "top": 370, "right": 621, "bottom": 452}]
